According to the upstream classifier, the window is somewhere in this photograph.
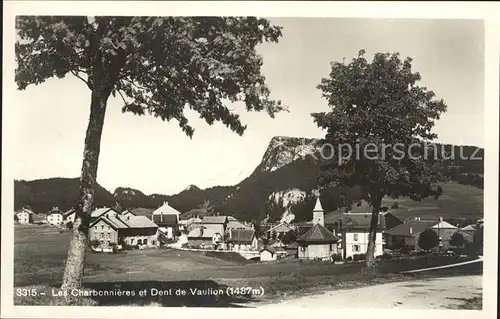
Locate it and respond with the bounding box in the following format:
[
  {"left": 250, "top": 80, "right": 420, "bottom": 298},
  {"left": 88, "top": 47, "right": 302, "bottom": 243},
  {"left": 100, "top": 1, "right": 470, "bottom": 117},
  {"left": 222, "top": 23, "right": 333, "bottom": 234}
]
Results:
[
  {"left": 353, "top": 234, "right": 359, "bottom": 241},
  {"left": 143, "top": 239, "right": 148, "bottom": 245},
  {"left": 100, "top": 232, "right": 104, "bottom": 239},
  {"left": 130, "top": 239, "right": 135, "bottom": 245},
  {"left": 106, "top": 232, "right": 110, "bottom": 239},
  {"left": 352, "top": 244, "right": 360, "bottom": 252},
  {"left": 101, "top": 225, "right": 104, "bottom": 230},
  {"left": 137, "top": 239, "right": 143, "bottom": 245},
  {"left": 152, "top": 240, "right": 156, "bottom": 246}
]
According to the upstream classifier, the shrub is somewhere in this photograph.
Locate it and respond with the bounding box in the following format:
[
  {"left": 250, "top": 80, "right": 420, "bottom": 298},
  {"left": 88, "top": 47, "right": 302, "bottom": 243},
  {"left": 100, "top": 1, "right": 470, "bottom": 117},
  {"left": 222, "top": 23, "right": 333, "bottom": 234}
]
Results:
[
  {"left": 331, "top": 254, "right": 342, "bottom": 262},
  {"left": 346, "top": 256, "right": 353, "bottom": 261},
  {"left": 381, "top": 253, "right": 393, "bottom": 260},
  {"left": 90, "top": 240, "right": 101, "bottom": 248},
  {"left": 450, "top": 232, "right": 467, "bottom": 247},
  {"left": 418, "top": 229, "right": 439, "bottom": 251},
  {"left": 400, "top": 245, "right": 410, "bottom": 255},
  {"left": 133, "top": 245, "right": 140, "bottom": 249}
]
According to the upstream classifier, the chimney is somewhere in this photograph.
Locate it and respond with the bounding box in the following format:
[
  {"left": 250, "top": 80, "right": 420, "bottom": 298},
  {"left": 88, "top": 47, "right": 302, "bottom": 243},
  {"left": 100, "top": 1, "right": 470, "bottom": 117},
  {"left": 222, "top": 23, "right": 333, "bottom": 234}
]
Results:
[
  {"left": 313, "top": 197, "right": 325, "bottom": 227},
  {"left": 409, "top": 227, "right": 413, "bottom": 235},
  {"left": 438, "top": 217, "right": 443, "bottom": 222}
]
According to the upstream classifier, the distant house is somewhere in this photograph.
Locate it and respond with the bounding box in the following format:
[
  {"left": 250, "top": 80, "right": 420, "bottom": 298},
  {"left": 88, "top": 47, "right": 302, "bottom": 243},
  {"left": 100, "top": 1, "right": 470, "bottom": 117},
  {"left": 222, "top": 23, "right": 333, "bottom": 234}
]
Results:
[
  {"left": 227, "top": 216, "right": 252, "bottom": 232},
  {"left": 187, "top": 215, "right": 229, "bottom": 247},
  {"left": 90, "top": 207, "right": 120, "bottom": 224},
  {"left": 151, "top": 201, "right": 181, "bottom": 239},
  {"left": 121, "top": 209, "right": 136, "bottom": 219},
  {"left": 338, "top": 213, "right": 386, "bottom": 259},
  {"left": 260, "top": 247, "right": 286, "bottom": 261},
  {"left": 46, "top": 207, "right": 64, "bottom": 226},
  {"left": 201, "top": 215, "right": 228, "bottom": 239},
  {"left": 63, "top": 208, "right": 76, "bottom": 225},
  {"left": 16, "top": 208, "right": 34, "bottom": 224},
  {"left": 129, "top": 207, "right": 155, "bottom": 217},
  {"left": 384, "top": 217, "right": 458, "bottom": 251},
  {"left": 89, "top": 212, "right": 158, "bottom": 248},
  {"left": 266, "top": 223, "right": 294, "bottom": 240},
  {"left": 33, "top": 213, "right": 48, "bottom": 224},
  {"left": 297, "top": 198, "right": 339, "bottom": 260},
  {"left": 226, "top": 229, "right": 258, "bottom": 251}
]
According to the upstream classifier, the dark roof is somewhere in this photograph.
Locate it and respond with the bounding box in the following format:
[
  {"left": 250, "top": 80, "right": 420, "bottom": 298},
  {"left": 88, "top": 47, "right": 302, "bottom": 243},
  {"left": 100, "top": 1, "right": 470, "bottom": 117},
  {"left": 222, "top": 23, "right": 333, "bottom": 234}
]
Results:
[
  {"left": 340, "top": 213, "right": 383, "bottom": 230},
  {"left": 91, "top": 214, "right": 158, "bottom": 230},
  {"left": 151, "top": 214, "right": 178, "bottom": 226},
  {"left": 227, "top": 229, "right": 255, "bottom": 244},
  {"left": 181, "top": 208, "right": 211, "bottom": 220},
  {"left": 121, "top": 209, "right": 136, "bottom": 216},
  {"left": 267, "top": 223, "right": 293, "bottom": 233},
  {"left": 384, "top": 220, "right": 437, "bottom": 237},
  {"left": 202, "top": 216, "right": 228, "bottom": 224},
  {"left": 130, "top": 207, "right": 155, "bottom": 216},
  {"left": 63, "top": 208, "right": 76, "bottom": 217},
  {"left": 297, "top": 224, "right": 339, "bottom": 244},
  {"left": 47, "top": 207, "right": 64, "bottom": 215}
]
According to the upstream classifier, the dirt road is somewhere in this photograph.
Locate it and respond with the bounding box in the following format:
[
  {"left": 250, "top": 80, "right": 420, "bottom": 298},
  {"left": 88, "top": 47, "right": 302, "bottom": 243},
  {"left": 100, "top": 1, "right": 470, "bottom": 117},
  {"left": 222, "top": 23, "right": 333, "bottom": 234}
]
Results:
[{"left": 262, "top": 275, "right": 482, "bottom": 309}]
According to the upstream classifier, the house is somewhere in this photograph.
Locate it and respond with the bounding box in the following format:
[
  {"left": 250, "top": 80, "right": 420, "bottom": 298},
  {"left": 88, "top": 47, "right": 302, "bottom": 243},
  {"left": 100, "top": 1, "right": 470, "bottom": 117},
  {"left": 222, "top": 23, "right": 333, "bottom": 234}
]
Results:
[
  {"left": 33, "top": 213, "right": 48, "bottom": 224},
  {"left": 89, "top": 212, "right": 158, "bottom": 248},
  {"left": 151, "top": 201, "right": 181, "bottom": 239},
  {"left": 226, "top": 229, "right": 258, "bottom": 251},
  {"left": 266, "top": 223, "right": 294, "bottom": 240},
  {"left": 296, "top": 198, "right": 339, "bottom": 260},
  {"left": 338, "top": 212, "right": 386, "bottom": 259},
  {"left": 187, "top": 215, "right": 229, "bottom": 248},
  {"left": 16, "top": 208, "right": 34, "bottom": 224},
  {"left": 260, "top": 247, "right": 286, "bottom": 261},
  {"left": 63, "top": 208, "right": 76, "bottom": 225},
  {"left": 227, "top": 216, "right": 252, "bottom": 232},
  {"left": 201, "top": 215, "right": 229, "bottom": 239},
  {"left": 90, "top": 207, "right": 120, "bottom": 223},
  {"left": 384, "top": 217, "right": 458, "bottom": 251},
  {"left": 46, "top": 207, "right": 64, "bottom": 226},
  {"left": 129, "top": 207, "right": 155, "bottom": 217},
  {"left": 121, "top": 209, "right": 136, "bottom": 218}
]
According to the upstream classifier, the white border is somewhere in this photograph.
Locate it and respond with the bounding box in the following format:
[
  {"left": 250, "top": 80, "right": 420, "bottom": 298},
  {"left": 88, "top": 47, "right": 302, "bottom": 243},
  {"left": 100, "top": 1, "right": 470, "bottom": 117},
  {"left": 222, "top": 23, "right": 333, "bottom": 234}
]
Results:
[{"left": 2, "top": 2, "right": 499, "bottom": 319}]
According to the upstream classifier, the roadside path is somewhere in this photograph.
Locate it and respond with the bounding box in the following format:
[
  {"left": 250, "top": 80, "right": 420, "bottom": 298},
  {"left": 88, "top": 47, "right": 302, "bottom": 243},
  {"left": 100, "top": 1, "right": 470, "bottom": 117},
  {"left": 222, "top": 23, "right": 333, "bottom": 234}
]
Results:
[
  {"left": 261, "top": 275, "right": 482, "bottom": 309},
  {"left": 402, "top": 256, "right": 483, "bottom": 274}
]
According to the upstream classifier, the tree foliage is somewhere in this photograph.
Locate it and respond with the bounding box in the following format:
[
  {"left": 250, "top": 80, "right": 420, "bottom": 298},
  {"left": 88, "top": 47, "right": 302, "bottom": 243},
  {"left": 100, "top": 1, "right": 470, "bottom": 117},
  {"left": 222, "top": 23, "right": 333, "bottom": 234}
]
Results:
[
  {"left": 312, "top": 50, "right": 448, "bottom": 267},
  {"left": 418, "top": 229, "right": 439, "bottom": 251},
  {"left": 449, "top": 232, "right": 467, "bottom": 247},
  {"left": 16, "top": 16, "right": 286, "bottom": 136},
  {"left": 473, "top": 226, "right": 483, "bottom": 253},
  {"left": 312, "top": 50, "right": 448, "bottom": 201},
  {"left": 15, "top": 16, "right": 286, "bottom": 293}
]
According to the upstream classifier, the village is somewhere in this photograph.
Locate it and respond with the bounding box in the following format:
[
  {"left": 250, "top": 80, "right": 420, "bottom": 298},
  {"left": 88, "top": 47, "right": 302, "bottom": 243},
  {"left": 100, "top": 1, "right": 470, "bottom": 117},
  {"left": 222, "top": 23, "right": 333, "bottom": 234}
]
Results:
[{"left": 14, "top": 195, "right": 484, "bottom": 263}]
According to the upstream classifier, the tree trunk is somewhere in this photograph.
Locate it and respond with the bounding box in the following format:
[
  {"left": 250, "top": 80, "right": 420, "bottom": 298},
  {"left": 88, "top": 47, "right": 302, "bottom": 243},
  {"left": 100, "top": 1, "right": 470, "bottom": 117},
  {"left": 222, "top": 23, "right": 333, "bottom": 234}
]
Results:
[
  {"left": 365, "top": 195, "right": 382, "bottom": 268},
  {"left": 60, "top": 89, "right": 109, "bottom": 294}
]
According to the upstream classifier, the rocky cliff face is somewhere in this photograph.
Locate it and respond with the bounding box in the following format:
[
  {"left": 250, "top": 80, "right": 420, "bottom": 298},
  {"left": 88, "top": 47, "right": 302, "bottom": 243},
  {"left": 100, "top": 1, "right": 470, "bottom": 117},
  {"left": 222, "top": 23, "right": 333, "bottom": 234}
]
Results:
[{"left": 253, "top": 136, "right": 320, "bottom": 174}]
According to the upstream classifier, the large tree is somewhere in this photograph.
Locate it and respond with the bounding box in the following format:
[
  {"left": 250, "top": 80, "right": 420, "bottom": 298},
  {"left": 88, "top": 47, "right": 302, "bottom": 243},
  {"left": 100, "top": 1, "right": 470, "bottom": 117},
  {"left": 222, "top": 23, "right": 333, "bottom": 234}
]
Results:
[
  {"left": 313, "top": 50, "right": 447, "bottom": 268},
  {"left": 15, "top": 16, "right": 285, "bottom": 294}
]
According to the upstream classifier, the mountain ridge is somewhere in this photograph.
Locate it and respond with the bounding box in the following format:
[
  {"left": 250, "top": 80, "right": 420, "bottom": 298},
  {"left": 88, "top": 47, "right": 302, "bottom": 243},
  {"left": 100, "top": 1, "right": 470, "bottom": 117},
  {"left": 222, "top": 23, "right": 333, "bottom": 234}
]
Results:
[{"left": 14, "top": 136, "right": 484, "bottom": 222}]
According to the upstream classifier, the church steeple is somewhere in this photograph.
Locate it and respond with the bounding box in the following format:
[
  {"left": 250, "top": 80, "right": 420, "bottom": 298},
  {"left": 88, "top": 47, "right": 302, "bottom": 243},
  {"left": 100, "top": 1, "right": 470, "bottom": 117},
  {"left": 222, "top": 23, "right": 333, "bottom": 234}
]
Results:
[{"left": 313, "top": 196, "right": 325, "bottom": 226}]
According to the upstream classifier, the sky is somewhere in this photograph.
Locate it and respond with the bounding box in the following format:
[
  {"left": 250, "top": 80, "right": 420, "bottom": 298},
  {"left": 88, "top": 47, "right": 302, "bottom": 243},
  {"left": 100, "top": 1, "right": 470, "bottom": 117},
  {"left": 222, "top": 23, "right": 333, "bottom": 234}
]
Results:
[{"left": 13, "top": 18, "right": 485, "bottom": 195}]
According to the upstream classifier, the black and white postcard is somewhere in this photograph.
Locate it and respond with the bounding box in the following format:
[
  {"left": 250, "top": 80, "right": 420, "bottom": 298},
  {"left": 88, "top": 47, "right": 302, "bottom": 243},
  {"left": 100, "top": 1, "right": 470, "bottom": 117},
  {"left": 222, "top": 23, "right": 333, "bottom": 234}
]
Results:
[{"left": 2, "top": 2, "right": 499, "bottom": 319}]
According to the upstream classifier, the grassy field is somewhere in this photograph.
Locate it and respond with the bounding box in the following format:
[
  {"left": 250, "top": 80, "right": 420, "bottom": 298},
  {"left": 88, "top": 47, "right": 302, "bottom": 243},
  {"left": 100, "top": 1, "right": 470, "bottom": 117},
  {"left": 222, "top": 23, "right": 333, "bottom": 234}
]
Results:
[
  {"left": 14, "top": 224, "right": 482, "bottom": 307},
  {"left": 340, "top": 182, "right": 483, "bottom": 221}
]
